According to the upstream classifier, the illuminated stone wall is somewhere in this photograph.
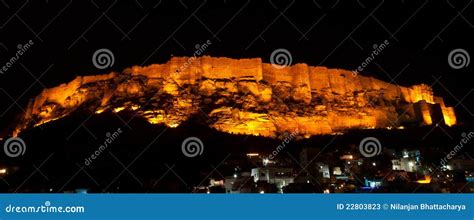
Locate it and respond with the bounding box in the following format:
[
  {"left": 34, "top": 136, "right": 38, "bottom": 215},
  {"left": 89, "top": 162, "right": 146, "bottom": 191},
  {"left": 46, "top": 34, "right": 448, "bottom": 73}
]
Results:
[{"left": 13, "top": 56, "right": 457, "bottom": 138}]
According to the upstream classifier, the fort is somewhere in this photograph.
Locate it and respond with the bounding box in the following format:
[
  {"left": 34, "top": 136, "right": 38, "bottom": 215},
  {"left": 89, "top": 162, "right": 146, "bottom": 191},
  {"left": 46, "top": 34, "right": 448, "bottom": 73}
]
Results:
[{"left": 13, "top": 56, "right": 456, "bottom": 138}]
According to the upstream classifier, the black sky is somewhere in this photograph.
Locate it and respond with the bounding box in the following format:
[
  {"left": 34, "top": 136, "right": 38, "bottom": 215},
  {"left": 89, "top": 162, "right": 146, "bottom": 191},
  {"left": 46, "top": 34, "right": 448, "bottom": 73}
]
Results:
[{"left": 0, "top": 0, "right": 473, "bottom": 126}]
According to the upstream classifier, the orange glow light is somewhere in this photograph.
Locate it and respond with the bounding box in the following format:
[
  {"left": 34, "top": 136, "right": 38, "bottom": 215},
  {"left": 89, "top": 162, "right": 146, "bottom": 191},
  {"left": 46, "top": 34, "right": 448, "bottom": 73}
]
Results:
[{"left": 416, "top": 176, "right": 431, "bottom": 184}]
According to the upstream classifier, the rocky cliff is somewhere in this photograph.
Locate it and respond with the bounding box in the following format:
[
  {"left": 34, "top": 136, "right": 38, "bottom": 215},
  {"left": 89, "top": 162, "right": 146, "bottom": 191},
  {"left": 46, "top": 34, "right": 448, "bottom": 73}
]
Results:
[{"left": 11, "top": 56, "right": 457, "bottom": 138}]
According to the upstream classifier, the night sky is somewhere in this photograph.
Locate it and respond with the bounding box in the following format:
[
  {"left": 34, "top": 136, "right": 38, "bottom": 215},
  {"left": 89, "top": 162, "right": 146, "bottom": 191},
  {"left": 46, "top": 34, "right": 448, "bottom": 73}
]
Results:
[{"left": 1, "top": 0, "right": 473, "bottom": 127}]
